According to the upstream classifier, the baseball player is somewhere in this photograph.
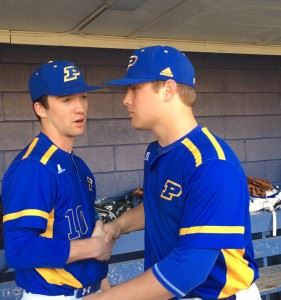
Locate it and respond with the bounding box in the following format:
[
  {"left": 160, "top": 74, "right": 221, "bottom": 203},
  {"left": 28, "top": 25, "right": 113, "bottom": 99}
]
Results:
[
  {"left": 2, "top": 61, "right": 114, "bottom": 299},
  {"left": 85, "top": 46, "right": 261, "bottom": 300}
]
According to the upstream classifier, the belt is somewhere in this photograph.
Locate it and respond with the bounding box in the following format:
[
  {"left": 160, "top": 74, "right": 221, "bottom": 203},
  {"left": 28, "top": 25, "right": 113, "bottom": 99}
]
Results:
[
  {"left": 76, "top": 281, "right": 101, "bottom": 298},
  {"left": 23, "top": 281, "right": 101, "bottom": 299}
]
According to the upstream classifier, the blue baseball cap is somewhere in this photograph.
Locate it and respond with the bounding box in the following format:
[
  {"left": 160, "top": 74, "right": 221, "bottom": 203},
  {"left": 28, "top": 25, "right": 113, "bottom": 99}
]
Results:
[
  {"left": 106, "top": 45, "right": 195, "bottom": 87},
  {"left": 29, "top": 60, "right": 100, "bottom": 101}
]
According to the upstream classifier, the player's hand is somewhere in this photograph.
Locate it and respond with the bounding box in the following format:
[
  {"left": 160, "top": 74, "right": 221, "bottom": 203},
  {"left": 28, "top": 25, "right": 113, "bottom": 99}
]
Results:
[
  {"left": 103, "top": 219, "right": 122, "bottom": 242},
  {"left": 91, "top": 220, "right": 114, "bottom": 261},
  {"left": 92, "top": 220, "right": 105, "bottom": 237},
  {"left": 68, "top": 221, "right": 115, "bottom": 263},
  {"left": 100, "top": 277, "right": 111, "bottom": 291}
]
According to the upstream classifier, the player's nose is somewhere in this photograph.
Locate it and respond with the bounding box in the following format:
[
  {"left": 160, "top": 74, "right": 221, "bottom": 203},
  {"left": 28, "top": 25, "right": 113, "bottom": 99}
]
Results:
[
  {"left": 123, "top": 91, "right": 131, "bottom": 107},
  {"left": 74, "top": 95, "right": 88, "bottom": 112}
]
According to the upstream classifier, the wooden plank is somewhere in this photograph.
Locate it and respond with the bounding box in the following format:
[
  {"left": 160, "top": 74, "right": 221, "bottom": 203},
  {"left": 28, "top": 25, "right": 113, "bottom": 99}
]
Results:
[
  {"left": 253, "top": 236, "right": 281, "bottom": 259},
  {"left": 108, "top": 259, "right": 144, "bottom": 285},
  {"left": 109, "top": 251, "right": 144, "bottom": 264},
  {"left": 112, "top": 230, "right": 144, "bottom": 255},
  {"left": 250, "top": 210, "right": 281, "bottom": 234},
  {"left": 0, "top": 272, "right": 14, "bottom": 283},
  {"left": 10, "top": 31, "right": 281, "bottom": 56},
  {"left": 256, "top": 265, "right": 281, "bottom": 296}
]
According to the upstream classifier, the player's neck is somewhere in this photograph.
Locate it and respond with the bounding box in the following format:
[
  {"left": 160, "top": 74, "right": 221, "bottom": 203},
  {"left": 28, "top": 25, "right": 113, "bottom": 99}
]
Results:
[
  {"left": 41, "top": 129, "right": 74, "bottom": 153},
  {"left": 156, "top": 111, "right": 197, "bottom": 147}
]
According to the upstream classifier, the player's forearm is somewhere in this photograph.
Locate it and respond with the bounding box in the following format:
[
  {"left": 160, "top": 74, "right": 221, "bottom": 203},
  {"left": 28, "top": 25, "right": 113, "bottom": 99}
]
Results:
[
  {"left": 152, "top": 248, "right": 219, "bottom": 298},
  {"left": 85, "top": 269, "right": 172, "bottom": 300},
  {"left": 67, "top": 236, "right": 111, "bottom": 263},
  {"left": 118, "top": 203, "right": 144, "bottom": 234},
  {"left": 68, "top": 220, "right": 114, "bottom": 263}
]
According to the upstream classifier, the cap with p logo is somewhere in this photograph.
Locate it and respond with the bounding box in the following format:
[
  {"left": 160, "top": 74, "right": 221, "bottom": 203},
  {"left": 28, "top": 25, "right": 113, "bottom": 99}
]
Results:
[
  {"left": 29, "top": 60, "right": 100, "bottom": 102},
  {"left": 106, "top": 45, "right": 195, "bottom": 88}
]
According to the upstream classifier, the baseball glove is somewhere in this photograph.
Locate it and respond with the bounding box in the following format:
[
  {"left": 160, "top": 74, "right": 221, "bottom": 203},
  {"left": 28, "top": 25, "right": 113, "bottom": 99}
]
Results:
[
  {"left": 95, "top": 188, "right": 143, "bottom": 223},
  {"left": 248, "top": 176, "right": 273, "bottom": 198}
]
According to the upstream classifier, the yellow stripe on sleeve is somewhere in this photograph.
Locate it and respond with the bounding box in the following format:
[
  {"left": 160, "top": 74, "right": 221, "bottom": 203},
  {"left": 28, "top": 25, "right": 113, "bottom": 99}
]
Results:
[
  {"left": 40, "top": 209, "right": 55, "bottom": 238},
  {"left": 3, "top": 209, "right": 49, "bottom": 223},
  {"left": 40, "top": 145, "right": 58, "bottom": 165},
  {"left": 219, "top": 249, "right": 254, "bottom": 298},
  {"left": 181, "top": 138, "right": 202, "bottom": 167},
  {"left": 202, "top": 127, "right": 226, "bottom": 160},
  {"left": 22, "top": 137, "right": 39, "bottom": 160},
  {"left": 180, "top": 225, "right": 245, "bottom": 235}
]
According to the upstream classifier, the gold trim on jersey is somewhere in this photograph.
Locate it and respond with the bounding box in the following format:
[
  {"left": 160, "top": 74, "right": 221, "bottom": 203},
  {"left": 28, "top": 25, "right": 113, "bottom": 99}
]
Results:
[
  {"left": 219, "top": 249, "right": 254, "bottom": 298},
  {"left": 35, "top": 268, "right": 83, "bottom": 288},
  {"left": 202, "top": 127, "right": 226, "bottom": 160},
  {"left": 22, "top": 137, "right": 39, "bottom": 159},
  {"left": 3, "top": 209, "right": 49, "bottom": 223},
  {"left": 181, "top": 138, "right": 202, "bottom": 167},
  {"left": 179, "top": 225, "right": 245, "bottom": 235},
  {"left": 40, "top": 145, "right": 58, "bottom": 165},
  {"left": 35, "top": 210, "right": 82, "bottom": 288},
  {"left": 160, "top": 179, "right": 182, "bottom": 201},
  {"left": 40, "top": 209, "right": 55, "bottom": 238}
]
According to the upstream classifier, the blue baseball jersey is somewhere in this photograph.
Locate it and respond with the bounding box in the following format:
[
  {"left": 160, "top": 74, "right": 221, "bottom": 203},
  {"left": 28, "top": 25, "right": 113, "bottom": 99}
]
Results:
[
  {"left": 143, "top": 125, "right": 258, "bottom": 299},
  {"left": 2, "top": 132, "right": 107, "bottom": 296}
]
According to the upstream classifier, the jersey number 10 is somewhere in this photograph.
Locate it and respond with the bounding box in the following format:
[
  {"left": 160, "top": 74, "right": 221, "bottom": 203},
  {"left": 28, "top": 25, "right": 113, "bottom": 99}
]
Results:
[{"left": 65, "top": 205, "right": 89, "bottom": 240}]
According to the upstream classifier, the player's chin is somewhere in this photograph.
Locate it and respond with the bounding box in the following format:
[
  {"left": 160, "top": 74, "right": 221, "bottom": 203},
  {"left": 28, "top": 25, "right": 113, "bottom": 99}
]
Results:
[
  {"left": 130, "top": 118, "right": 143, "bottom": 129},
  {"left": 70, "top": 126, "right": 85, "bottom": 136},
  {"left": 130, "top": 119, "right": 149, "bottom": 131}
]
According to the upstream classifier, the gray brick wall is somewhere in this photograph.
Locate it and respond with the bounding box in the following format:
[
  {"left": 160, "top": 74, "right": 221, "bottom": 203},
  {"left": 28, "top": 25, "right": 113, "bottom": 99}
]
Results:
[{"left": 0, "top": 44, "right": 280, "bottom": 197}]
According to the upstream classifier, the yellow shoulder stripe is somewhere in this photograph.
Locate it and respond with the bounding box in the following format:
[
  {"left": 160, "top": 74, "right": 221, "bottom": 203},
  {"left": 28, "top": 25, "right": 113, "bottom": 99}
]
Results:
[
  {"left": 22, "top": 137, "right": 39, "bottom": 160},
  {"left": 181, "top": 138, "right": 202, "bottom": 167},
  {"left": 40, "top": 145, "right": 58, "bottom": 165},
  {"left": 180, "top": 225, "right": 245, "bottom": 235},
  {"left": 3, "top": 209, "right": 49, "bottom": 223},
  {"left": 202, "top": 127, "right": 226, "bottom": 160},
  {"left": 36, "top": 268, "right": 83, "bottom": 288}
]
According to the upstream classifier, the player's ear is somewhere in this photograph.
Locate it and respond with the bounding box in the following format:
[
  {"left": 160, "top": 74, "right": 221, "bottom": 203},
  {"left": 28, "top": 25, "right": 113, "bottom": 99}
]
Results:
[
  {"left": 163, "top": 79, "right": 177, "bottom": 102},
  {"left": 33, "top": 101, "right": 47, "bottom": 119}
]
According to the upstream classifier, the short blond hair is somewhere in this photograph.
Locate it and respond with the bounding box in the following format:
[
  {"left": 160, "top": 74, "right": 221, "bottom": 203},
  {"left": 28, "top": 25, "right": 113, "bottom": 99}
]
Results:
[{"left": 151, "top": 81, "right": 196, "bottom": 107}]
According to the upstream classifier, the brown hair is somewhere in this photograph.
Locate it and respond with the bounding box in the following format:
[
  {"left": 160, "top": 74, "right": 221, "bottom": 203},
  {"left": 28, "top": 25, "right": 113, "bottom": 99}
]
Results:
[
  {"left": 151, "top": 81, "right": 196, "bottom": 107},
  {"left": 33, "top": 95, "right": 49, "bottom": 121}
]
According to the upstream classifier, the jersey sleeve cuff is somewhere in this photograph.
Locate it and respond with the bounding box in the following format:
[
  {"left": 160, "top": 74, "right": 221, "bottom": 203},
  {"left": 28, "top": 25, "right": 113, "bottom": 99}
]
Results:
[{"left": 152, "top": 264, "right": 186, "bottom": 298}]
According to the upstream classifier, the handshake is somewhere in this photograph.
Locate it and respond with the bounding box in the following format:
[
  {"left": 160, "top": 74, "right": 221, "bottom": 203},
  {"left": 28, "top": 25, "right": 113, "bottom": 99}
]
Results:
[
  {"left": 91, "top": 188, "right": 143, "bottom": 261},
  {"left": 68, "top": 215, "right": 122, "bottom": 264},
  {"left": 89, "top": 218, "right": 122, "bottom": 261},
  {"left": 70, "top": 189, "right": 143, "bottom": 264}
]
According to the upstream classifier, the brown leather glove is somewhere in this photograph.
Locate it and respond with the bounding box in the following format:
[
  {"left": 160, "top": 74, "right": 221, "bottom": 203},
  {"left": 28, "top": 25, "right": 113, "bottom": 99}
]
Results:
[{"left": 248, "top": 176, "right": 273, "bottom": 198}]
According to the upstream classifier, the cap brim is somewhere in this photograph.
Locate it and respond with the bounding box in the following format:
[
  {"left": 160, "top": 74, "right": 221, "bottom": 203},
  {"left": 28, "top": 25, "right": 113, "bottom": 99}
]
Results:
[{"left": 105, "top": 77, "right": 154, "bottom": 86}]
